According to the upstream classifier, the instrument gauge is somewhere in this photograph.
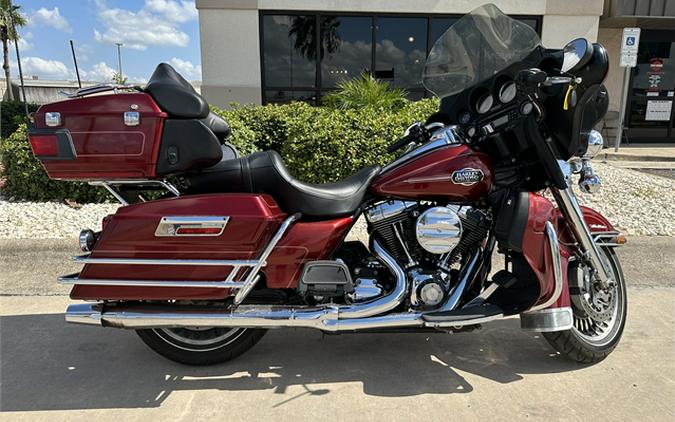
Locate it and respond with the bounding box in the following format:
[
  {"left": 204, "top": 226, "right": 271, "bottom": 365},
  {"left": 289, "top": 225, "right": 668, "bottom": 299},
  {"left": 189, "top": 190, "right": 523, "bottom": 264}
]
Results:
[
  {"left": 458, "top": 111, "right": 471, "bottom": 125},
  {"left": 476, "top": 94, "right": 494, "bottom": 115},
  {"left": 498, "top": 81, "right": 517, "bottom": 103}
]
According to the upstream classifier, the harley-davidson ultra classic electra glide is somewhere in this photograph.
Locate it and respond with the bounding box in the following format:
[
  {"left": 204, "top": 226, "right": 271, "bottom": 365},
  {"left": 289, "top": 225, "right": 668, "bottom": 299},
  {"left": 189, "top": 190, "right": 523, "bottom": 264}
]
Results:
[{"left": 28, "top": 5, "right": 627, "bottom": 365}]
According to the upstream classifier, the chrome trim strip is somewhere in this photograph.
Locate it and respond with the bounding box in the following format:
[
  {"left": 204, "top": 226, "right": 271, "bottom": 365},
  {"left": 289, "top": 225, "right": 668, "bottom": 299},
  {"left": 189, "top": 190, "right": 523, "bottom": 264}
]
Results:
[
  {"left": 526, "top": 221, "right": 563, "bottom": 312},
  {"left": 73, "top": 255, "right": 257, "bottom": 268},
  {"left": 233, "top": 213, "right": 302, "bottom": 305},
  {"left": 154, "top": 216, "right": 229, "bottom": 237},
  {"left": 58, "top": 273, "right": 248, "bottom": 289}
]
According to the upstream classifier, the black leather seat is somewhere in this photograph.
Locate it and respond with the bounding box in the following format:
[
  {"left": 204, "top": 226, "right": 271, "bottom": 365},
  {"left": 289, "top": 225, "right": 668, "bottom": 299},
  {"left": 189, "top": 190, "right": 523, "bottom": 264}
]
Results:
[
  {"left": 145, "top": 63, "right": 209, "bottom": 118},
  {"left": 185, "top": 151, "right": 381, "bottom": 217}
]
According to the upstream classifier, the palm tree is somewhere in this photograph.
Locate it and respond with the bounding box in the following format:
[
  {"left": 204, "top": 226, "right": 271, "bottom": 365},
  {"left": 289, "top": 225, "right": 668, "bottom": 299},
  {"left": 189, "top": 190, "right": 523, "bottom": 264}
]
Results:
[
  {"left": 0, "top": 0, "right": 26, "bottom": 101},
  {"left": 289, "top": 16, "right": 341, "bottom": 61}
]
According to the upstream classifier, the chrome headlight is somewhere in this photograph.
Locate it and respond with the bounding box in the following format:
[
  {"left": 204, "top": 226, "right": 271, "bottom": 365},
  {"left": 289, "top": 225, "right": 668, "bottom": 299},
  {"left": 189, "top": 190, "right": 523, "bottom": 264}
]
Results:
[{"left": 583, "top": 130, "right": 604, "bottom": 159}]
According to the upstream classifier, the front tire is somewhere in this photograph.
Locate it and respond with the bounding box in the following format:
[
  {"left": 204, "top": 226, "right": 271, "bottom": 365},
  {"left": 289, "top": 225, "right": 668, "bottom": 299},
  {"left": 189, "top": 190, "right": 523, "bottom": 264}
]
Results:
[
  {"left": 544, "top": 247, "right": 627, "bottom": 364},
  {"left": 136, "top": 327, "right": 267, "bottom": 365}
]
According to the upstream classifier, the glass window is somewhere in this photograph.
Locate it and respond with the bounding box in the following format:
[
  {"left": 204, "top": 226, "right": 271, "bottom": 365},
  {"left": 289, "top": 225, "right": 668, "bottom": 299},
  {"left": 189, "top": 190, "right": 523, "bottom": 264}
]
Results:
[
  {"left": 375, "top": 17, "right": 427, "bottom": 89},
  {"left": 321, "top": 16, "right": 373, "bottom": 88},
  {"left": 429, "top": 18, "right": 458, "bottom": 48},
  {"left": 262, "top": 15, "right": 317, "bottom": 88},
  {"left": 265, "top": 90, "right": 317, "bottom": 105},
  {"left": 261, "top": 13, "right": 541, "bottom": 104}
]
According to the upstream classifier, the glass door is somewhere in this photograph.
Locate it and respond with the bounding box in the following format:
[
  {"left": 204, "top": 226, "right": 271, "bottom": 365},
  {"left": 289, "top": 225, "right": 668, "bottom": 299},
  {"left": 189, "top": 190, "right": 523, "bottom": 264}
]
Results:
[{"left": 625, "top": 30, "right": 675, "bottom": 142}]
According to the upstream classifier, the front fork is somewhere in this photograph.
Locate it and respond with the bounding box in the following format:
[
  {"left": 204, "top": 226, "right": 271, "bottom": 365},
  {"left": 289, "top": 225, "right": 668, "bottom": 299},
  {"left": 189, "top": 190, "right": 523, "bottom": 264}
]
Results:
[{"left": 551, "top": 163, "right": 614, "bottom": 289}]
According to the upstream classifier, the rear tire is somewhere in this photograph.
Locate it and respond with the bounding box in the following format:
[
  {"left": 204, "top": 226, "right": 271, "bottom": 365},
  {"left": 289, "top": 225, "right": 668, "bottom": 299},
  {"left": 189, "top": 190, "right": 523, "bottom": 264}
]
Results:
[
  {"left": 136, "top": 327, "right": 267, "bottom": 365},
  {"left": 543, "top": 247, "right": 627, "bottom": 364}
]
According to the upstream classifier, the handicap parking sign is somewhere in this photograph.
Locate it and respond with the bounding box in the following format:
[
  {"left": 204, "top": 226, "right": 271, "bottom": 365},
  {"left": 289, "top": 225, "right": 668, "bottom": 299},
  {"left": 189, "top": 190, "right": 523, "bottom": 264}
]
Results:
[{"left": 626, "top": 37, "right": 635, "bottom": 46}]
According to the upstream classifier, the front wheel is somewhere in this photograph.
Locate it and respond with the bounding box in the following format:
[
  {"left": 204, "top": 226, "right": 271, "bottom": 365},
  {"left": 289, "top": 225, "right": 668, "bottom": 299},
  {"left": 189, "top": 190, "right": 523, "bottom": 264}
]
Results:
[
  {"left": 544, "top": 247, "right": 627, "bottom": 363},
  {"left": 136, "top": 327, "right": 267, "bottom": 365}
]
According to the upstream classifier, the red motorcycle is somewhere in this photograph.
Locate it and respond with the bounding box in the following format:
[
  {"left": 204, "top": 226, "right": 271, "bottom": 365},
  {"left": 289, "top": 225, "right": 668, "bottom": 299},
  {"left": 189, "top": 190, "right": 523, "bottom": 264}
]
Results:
[{"left": 28, "top": 5, "right": 627, "bottom": 365}]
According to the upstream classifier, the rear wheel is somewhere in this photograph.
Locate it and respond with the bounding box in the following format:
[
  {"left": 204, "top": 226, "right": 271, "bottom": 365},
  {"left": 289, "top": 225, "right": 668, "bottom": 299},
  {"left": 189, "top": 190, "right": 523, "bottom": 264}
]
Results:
[
  {"left": 136, "top": 327, "right": 267, "bottom": 365},
  {"left": 544, "top": 247, "right": 627, "bottom": 363}
]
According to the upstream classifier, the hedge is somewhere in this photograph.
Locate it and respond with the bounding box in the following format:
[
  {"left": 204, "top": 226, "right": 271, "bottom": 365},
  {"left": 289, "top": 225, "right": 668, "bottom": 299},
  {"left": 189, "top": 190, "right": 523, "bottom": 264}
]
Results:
[
  {"left": 0, "top": 98, "right": 439, "bottom": 202},
  {"left": 1, "top": 101, "right": 40, "bottom": 139}
]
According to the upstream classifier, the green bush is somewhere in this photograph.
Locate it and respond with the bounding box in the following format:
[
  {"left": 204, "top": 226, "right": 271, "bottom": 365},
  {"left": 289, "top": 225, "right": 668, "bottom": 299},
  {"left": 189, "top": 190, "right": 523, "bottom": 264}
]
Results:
[
  {"left": 1, "top": 101, "right": 40, "bottom": 139},
  {"left": 0, "top": 124, "right": 110, "bottom": 202},
  {"left": 214, "top": 102, "right": 316, "bottom": 152},
  {"left": 322, "top": 73, "right": 409, "bottom": 111},
  {"left": 282, "top": 98, "right": 439, "bottom": 183}
]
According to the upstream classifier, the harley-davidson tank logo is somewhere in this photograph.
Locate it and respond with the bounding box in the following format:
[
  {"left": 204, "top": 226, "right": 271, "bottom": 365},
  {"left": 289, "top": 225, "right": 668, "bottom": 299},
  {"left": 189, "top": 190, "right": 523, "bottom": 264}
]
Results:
[{"left": 451, "top": 168, "right": 484, "bottom": 186}]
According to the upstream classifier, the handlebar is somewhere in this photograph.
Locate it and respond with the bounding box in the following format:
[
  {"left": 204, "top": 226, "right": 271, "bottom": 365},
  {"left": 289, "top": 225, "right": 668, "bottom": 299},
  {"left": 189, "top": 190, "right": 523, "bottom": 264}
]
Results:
[{"left": 387, "top": 122, "right": 428, "bottom": 153}]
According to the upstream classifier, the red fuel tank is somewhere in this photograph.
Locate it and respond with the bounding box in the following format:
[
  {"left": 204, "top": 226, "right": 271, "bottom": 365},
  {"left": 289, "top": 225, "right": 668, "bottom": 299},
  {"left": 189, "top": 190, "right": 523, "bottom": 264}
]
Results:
[{"left": 370, "top": 144, "right": 492, "bottom": 202}]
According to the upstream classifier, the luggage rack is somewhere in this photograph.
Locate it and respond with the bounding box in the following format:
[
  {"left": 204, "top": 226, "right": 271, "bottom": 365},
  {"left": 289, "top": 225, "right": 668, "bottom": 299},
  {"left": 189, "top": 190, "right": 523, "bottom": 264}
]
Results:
[
  {"left": 89, "top": 179, "right": 180, "bottom": 206},
  {"left": 58, "top": 213, "right": 302, "bottom": 305},
  {"left": 67, "top": 83, "right": 141, "bottom": 98}
]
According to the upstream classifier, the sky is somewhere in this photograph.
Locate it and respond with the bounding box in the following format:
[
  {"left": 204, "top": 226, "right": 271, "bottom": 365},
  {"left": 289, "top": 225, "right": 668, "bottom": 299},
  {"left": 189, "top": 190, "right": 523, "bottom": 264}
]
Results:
[{"left": 10, "top": 0, "right": 201, "bottom": 83}]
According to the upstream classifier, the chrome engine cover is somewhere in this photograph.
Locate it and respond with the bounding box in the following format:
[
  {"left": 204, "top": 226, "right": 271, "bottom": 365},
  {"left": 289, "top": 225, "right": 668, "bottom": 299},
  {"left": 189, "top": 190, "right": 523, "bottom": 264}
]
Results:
[{"left": 415, "top": 206, "right": 463, "bottom": 254}]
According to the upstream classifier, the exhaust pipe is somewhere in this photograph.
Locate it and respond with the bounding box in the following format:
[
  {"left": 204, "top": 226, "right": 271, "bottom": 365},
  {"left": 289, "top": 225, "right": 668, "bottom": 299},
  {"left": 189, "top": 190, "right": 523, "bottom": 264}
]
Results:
[
  {"left": 65, "top": 240, "right": 425, "bottom": 332},
  {"left": 66, "top": 302, "right": 425, "bottom": 332}
]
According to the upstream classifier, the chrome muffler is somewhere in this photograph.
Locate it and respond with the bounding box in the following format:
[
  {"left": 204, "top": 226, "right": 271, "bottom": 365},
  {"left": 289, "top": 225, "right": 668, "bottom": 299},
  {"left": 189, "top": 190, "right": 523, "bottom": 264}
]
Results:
[{"left": 65, "top": 240, "right": 426, "bottom": 332}]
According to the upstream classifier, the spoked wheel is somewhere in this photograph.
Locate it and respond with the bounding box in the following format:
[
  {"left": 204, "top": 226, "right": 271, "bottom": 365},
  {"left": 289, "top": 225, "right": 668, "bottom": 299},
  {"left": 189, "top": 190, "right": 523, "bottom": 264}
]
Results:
[
  {"left": 544, "top": 246, "right": 627, "bottom": 363},
  {"left": 136, "top": 327, "right": 267, "bottom": 365}
]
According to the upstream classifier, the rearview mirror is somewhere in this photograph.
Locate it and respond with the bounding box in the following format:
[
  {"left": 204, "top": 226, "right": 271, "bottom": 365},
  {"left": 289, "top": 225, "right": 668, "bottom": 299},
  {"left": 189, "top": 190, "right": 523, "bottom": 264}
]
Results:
[{"left": 561, "top": 38, "right": 594, "bottom": 73}]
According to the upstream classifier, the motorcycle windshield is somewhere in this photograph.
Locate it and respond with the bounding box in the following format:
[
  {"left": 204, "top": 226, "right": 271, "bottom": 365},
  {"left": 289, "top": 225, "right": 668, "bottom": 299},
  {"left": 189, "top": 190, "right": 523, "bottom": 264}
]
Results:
[{"left": 422, "top": 4, "right": 542, "bottom": 99}]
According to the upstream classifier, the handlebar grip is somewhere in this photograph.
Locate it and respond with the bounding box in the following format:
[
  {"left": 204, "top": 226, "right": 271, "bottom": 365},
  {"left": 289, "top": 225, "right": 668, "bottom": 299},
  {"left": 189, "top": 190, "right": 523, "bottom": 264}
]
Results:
[
  {"left": 387, "top": 123, "right": 427, "bottom": 153},
  {"left": 387, "top": 134, "right": 414, "bottom": 153}
]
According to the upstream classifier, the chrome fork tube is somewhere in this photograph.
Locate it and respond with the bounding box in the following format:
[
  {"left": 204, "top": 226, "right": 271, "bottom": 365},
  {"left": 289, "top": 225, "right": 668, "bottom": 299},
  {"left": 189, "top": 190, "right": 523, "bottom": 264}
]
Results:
[{"left": 551, "top": 186, "right": 612, "bottom": 287}]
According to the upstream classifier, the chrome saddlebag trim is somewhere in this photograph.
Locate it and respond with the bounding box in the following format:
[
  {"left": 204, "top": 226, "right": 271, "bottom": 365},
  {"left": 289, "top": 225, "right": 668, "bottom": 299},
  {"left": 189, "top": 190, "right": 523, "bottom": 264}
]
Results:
[{"left": 58, "top": 273, "right": 252, "bottom": 289}]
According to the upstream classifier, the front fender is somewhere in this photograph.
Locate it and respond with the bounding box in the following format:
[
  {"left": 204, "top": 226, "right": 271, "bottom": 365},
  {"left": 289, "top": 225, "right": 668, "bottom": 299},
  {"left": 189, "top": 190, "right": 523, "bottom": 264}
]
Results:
[{"left": 581, "top": 205, "right": 617, "bottom": 233}]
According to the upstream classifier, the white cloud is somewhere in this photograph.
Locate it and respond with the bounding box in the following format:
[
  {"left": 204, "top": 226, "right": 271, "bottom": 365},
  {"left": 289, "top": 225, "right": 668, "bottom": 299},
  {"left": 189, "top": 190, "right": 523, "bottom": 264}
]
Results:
[
  {"left": 93, "top": 0, "right": 196, "bottom": 51},
  {"left": 20, "top": 57, "right": 71, "bottom": 79},
  {"left": 168, "top": 57, "right": 201, "bottom": 80},
  {"left": 144, "top": 0, "right": 197, "bottom": 23},
  {"left": 81, "top": 62, "right": 117, "bottom": 82},
  {"left": 29, "top": 7, "right": 71, "bottom": 33},
  {"left": 17, "top": 32, "right": 33, "bottom": 51}
]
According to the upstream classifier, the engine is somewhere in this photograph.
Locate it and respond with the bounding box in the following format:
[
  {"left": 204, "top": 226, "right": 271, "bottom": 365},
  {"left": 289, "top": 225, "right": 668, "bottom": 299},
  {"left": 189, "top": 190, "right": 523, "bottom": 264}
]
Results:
[{"left": 365, "top": 200, "right": 491, "bottom": 309}]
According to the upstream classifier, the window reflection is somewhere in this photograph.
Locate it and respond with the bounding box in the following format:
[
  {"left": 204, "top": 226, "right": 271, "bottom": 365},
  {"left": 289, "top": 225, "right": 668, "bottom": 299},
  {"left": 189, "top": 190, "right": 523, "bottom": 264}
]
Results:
[
  {"left": 263, "top": 15, "right": 316, "bottom": 88},
  {"left": 375, "top": 17, "right": 427, "bottom": 89},
  {"left": 321, "top": 16, "right": 372, "bottom": 88},
  {"left": 265, "top": 90, "right": 317, "bottom": 105},
  {"left": 261, "top": 13, "right": 541, "bottom": 104}
]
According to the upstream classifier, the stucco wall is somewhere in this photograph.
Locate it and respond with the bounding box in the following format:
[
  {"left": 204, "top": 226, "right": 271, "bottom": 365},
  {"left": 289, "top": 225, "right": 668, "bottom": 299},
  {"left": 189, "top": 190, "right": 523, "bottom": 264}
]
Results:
[{"left": 597, "top": 27, "right": 624, "bottom": 112}]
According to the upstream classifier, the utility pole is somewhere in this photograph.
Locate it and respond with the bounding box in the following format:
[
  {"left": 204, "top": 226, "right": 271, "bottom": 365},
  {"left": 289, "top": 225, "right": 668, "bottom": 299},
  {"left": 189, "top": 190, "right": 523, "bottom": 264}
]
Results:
[{"left": 115, "top": 42, "right": 123, "bottom": 81}]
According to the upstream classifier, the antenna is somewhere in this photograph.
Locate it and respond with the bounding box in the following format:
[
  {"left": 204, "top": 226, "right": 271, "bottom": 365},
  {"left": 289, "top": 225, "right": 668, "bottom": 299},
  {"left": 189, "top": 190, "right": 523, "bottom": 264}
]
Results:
[
  {"left": 70, "top": 40, "right": 82, "bottom": 88},
  {"left": 8, "top": 0, "right": 28, "bottom": 119}
]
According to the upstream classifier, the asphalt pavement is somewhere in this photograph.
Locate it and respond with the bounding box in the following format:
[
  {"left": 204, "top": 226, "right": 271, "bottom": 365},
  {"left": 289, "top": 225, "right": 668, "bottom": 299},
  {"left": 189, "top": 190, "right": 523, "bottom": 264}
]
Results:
[{"left": 0, "top": 237, "right": 674, "bottom": 421}]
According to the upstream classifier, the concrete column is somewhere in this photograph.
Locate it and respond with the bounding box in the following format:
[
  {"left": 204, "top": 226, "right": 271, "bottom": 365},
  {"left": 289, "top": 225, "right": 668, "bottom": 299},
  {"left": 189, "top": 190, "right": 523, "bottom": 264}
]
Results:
[{"left": 198, "top": 7, "right": 262, "bottom": 108}]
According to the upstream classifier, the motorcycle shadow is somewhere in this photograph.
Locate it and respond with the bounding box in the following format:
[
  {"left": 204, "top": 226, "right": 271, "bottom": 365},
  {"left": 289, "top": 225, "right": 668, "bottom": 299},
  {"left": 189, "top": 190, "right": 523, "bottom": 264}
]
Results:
[{"left": 0, "top": 312, "right": 586, "bottom": 412}]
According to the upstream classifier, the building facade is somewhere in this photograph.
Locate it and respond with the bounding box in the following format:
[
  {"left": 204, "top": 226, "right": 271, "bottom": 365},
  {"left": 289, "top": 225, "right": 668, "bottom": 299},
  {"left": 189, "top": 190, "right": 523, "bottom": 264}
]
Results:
[{"left": 197, "top": 0, "right": 674, "bottom": 143}]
